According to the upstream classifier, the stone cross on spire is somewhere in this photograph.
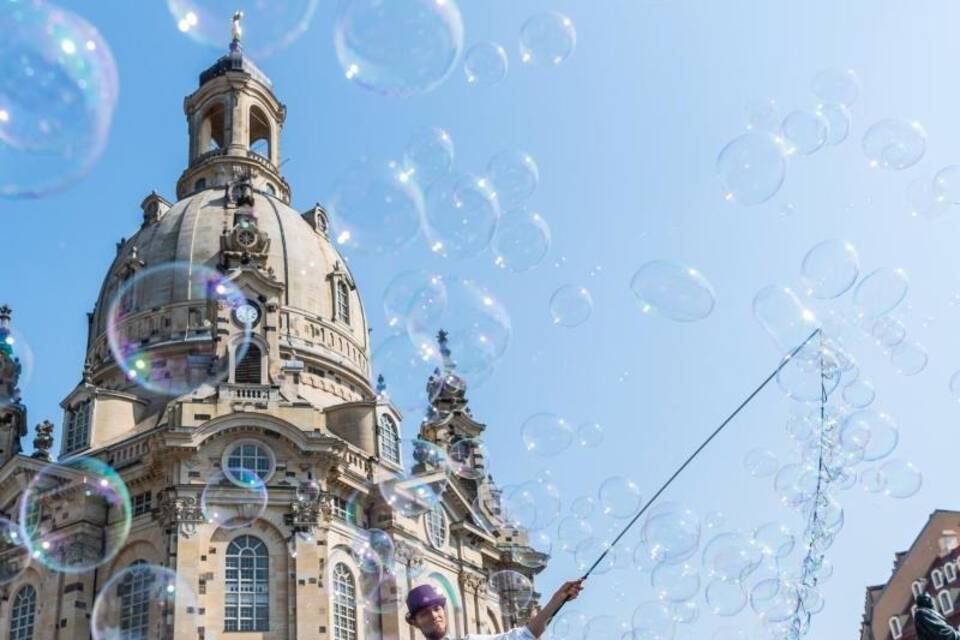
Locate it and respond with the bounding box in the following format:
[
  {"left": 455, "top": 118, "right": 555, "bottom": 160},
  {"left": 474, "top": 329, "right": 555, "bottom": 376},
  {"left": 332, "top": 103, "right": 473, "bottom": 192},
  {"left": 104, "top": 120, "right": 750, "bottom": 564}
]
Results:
[{"left": 232, "top": 10, "right": 244, "bottom": 43}]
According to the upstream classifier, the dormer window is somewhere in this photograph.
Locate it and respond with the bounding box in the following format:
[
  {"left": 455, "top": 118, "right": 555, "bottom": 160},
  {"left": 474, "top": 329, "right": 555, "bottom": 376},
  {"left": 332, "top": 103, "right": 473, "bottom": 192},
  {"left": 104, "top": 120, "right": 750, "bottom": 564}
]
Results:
[
  {"left": 63, "top": 399, "right": 92, "bottom": 455},
  {"left": 336, "top": 281, "right": 350, "bottom": 324}
]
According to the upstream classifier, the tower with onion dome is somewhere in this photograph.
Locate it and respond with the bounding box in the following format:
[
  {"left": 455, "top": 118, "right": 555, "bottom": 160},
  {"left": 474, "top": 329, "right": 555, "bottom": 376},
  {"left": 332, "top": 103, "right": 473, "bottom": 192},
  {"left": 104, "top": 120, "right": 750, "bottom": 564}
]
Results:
[{"left": 0, "top": 23, "right": 546, "bottom": 640}]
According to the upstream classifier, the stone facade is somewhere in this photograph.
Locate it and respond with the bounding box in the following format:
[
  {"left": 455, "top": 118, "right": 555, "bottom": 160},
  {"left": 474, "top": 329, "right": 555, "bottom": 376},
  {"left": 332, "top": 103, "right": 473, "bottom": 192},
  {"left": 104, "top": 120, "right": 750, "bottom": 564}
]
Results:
[{"left": 0, "top": 35, "right": 545, "bottom": 640}]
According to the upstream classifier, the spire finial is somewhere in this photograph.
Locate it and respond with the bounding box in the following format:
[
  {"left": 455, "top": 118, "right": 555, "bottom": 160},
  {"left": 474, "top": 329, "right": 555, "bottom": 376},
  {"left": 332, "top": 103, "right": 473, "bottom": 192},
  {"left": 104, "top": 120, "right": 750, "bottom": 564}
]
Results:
[
  {"left": 436, "top": 329, "right": 455, "bottom": 371},
  {"left": 232, "top": 10, "right": 244, "bottom": 44}
]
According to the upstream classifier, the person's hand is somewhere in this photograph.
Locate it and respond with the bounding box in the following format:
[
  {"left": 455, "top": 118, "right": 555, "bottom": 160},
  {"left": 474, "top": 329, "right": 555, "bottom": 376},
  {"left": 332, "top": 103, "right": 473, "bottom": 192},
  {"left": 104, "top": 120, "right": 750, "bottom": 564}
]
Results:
[{"left": 552, "top": 579, "right": 585, "bottom": 604}]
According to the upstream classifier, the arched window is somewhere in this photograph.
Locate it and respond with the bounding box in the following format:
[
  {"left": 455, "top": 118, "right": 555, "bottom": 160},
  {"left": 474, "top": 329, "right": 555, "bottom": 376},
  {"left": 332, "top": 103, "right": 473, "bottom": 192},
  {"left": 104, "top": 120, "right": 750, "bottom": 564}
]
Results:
[
  {"left": 249, "top": 106, "right": 271, "bottom": 160},
  {"left": 940, "top": 589, "right": 955, "bottom": 615},
  {"left": 889, "top": 615, "right": 903, "bottom": 639},
  {"left": 10, "top": 585, "right": 36, "bottom": 640},
  {"left": 912, "top": 581, "right": 925, "bottom": 597},
  {"left": 378, "top": 415, "right": 400, "bottom": 465},
  {"left": 332, "top": 563, "right": 357, "bottom": 640},
  {"left": 118, "top": 561, "right": 154, "bottom": 638},
  {"left": 225, "top": 536, "right": 269, "bottom": 631},
  {"left": 947, "top": 562, "right": 957, "bottom": 583},
  {"left": 194, "top": 177, "right": 207, "bottom": 192},
  {"left": 933, "top": 569, "right": 946, "bottom": 589},
  {"left": 335, "top": 281, "right": 350, "bottom": 324},
  {"left": 63, "top": 400, "right": 91, "bottom": 455},
  {"left": 425, "top": 505, "right": 447, "bottom": 549},
  {"left": 235, "top": 344, "right": 262, "bottom": 384},
  {"left": 199, "top": 103, "right": 226, "bottom": 152}
]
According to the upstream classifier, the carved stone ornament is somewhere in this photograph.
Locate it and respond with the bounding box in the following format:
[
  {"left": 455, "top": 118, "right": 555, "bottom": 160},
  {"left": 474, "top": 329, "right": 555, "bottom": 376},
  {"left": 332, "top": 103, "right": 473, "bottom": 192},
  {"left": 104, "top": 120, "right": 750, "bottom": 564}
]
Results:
[
  {"left": 225, "top": 170, "right": 256, "bottom": 208},
  {"left": 285, "top": 490, "right": 333, "bottom": 532},
  {"left": 157, "top": 490, "right": 206, "bottom": 538}
]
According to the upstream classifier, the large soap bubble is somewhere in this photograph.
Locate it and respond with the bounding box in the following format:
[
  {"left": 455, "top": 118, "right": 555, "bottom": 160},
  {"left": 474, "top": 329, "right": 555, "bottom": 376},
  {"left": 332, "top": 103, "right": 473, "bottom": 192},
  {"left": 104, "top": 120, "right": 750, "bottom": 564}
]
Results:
[
  {"left": 780, "top": 110, "right": 827, "bottom": 156},
  {"left": 18, "top": 456, "right": 132, "bottom": 573},
  {"left": 630, "top": 260, "right": 716, "bottom": 322},
  {"left": 372, "top": 334, "right": 443, "bottom": 419},
  {"left": 106, "top": 262, "right": 253, "bottom": 397},
  {"left": 521, "top": 412, "right": 574, "bottom": 457},
  {"left": 852, "top": 267, "right": 909, "bottom": 319},
  {"left": 378, "top": 438, "right": 449, "bottom": 517},
  {"left": 464, "top": 42, "right": 508, "bottom": 86},
  {"left": 334, "top": 0, "right": 464, "bottom": 97},
  {"left": 862, "top": 119, "right": 927, "bottom": 170},
  {"left": 752, "top": 285, "right": 819, "bottom": 355},
  {"left": 92, "top": 564, "right": 201, "bottom": 640},
  {"left": 716, "top": 132, "right": 787, "bottom": 206},
  {"left": 492, "top": 207, "right": 551, "bottom": 272},
  {"left": 519, "top": 12, "right": 576, "bottom": 66},
  {"left": 423, "top": 173, "right": 501, "bottom": 258},
  {"left": 200, "top": 467, "right": 269, "bottom": 528},
  {"left": 549, "top": 285, "right": 593, "bottom": 327},
  {"left": 801, "top": 240, "right": 860, "bottom": 299},
  {"left": 0, "top": 0, "right": 119, "bottom": 198},
  {"left": 328, "top": 159, "right": 425, "bottom": 255},
  {"left": 168, "top": 0, "right": 318, "bottom": 58},
  {"left": 403, "top": 126, "right": 454, "bottom": 189}
]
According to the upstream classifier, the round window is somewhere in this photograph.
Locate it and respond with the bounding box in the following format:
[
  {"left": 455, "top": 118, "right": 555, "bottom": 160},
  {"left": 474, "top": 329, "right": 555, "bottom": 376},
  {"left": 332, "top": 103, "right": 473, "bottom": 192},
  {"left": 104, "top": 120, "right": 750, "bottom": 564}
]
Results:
[
  {"left": 425, "top": 505, "right": 447, "bottom": 549},
  {"left": 223, "top": 440, "right": 275, "bottom": 485}
]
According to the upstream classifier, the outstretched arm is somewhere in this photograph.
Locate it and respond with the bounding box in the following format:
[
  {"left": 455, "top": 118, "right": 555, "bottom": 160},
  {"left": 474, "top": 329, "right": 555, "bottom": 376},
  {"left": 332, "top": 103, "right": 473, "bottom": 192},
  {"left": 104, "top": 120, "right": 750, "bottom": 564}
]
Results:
[{"left": 523, "top": 579, "right": 585, "bottom": 638}]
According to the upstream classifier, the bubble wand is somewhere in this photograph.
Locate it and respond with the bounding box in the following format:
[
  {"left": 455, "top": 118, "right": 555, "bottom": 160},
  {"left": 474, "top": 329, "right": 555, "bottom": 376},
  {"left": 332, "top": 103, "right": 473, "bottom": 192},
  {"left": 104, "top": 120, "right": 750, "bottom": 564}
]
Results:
[{"left": 548, "top": 328, "right": 823, "bottom": 620}]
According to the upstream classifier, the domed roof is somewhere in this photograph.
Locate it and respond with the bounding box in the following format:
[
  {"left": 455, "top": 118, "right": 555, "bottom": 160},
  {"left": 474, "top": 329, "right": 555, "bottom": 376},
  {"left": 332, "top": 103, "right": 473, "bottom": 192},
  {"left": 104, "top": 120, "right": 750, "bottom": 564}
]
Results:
[{"left": 86, "top": 186, "right": 371, "bottom": 397}]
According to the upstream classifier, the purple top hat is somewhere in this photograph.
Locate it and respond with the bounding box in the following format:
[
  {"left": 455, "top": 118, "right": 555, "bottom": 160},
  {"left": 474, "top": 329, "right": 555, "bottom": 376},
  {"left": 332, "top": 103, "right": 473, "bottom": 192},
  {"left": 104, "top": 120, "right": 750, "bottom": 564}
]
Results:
[{"left": 406, "top": 584, "right": 447, "bottom": 618}]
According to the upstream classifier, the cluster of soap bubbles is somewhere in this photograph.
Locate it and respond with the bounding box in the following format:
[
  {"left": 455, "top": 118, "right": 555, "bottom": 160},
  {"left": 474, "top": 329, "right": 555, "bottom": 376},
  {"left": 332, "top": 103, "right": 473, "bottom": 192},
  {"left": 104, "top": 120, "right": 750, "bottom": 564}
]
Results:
[
  {"left": 463, "top": 11, "right": 577, "bottom": 87},
  {"left": 0, "top": 0, "right": 119, "bottom": 198},
  {"left": 167, "top": 0, "right": 319, "bottom": 58},
  {"left": 716, "top": 68, "right": 858, "bottom": 206},
  {"left": 328, "top": 127, "right": 551, "bottom": 271}
]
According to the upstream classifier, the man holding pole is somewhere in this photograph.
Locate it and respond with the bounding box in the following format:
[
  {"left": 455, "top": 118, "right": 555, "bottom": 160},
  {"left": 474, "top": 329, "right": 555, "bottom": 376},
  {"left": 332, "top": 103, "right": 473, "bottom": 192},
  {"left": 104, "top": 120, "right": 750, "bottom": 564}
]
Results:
[{"left": 405, "top": 579, "right": 585, "bottom": 639}]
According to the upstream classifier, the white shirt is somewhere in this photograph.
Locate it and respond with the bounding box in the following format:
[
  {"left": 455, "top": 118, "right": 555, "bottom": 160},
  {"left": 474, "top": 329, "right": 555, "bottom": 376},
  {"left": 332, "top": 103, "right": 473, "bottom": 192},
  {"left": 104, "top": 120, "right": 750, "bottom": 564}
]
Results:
[{"left": 453, "top": 627, "right": 537, "bottom": 640}]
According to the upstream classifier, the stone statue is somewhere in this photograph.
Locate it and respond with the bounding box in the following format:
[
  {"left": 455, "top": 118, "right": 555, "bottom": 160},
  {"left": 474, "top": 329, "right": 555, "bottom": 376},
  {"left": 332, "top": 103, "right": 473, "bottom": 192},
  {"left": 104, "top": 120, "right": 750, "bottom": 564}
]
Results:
[
  {"left": 232, "top": 11, "right": 243, "bottom": 42},
  {"left": 31, "top": 420, "right": 54, "bottom": 461},
  {"left": 915, "top": 592, "right": 960, "bottom": 639}
]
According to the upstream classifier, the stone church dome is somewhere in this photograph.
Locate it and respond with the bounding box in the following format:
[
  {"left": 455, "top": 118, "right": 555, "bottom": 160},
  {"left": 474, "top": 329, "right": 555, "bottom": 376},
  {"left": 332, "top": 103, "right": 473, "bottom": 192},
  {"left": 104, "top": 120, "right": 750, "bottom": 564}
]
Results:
[{"left": 81, "top": 36, "right": 372, "bottom": 421}]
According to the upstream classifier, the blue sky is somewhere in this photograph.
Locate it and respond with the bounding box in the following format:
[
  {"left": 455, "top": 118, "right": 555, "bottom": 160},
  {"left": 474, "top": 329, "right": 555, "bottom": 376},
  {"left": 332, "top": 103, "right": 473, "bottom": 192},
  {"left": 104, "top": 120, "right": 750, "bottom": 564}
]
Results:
[{"left": 7, "top": 0, "right": 960, "bottom": 637}]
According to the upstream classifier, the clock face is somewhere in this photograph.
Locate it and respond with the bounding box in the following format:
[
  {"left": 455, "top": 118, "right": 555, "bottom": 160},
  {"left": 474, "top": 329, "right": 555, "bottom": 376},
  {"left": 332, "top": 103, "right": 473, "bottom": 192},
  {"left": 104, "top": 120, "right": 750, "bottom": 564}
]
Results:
[{"left": 234, "top": 303, "right": 261, "bottom": 327}]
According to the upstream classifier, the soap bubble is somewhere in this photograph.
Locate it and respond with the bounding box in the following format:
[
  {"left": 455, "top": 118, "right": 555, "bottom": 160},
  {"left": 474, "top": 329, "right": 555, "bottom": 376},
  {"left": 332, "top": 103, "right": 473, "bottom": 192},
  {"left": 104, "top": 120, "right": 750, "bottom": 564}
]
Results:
[
  {"left": 840, "top": 409, "right": 899, "bottom": 462},
  {"left": 906, "top": 176, "right": 950, "bottom": 219},
  {"left": 403, "top": 126, "right": 454, "bottom": 188},
  {"left": 501, "top": 477, "right": 562, "bottom": 532},
  {"left": 801, "top": 240, "right": 860, "bottom": 299},
  {"left": 704, "top": 577, "right": 747, "bottom": 616},
  {"left": 743, "top": 449, "right": 779, "bottom": 478},
  {"left": 334, "top": 0, "right": 464, "bottom": 97},
  {"left": 775, "top": 344, "right": 840, "bottom": 402},
  {"left": 406, "top": 277, "right": 511, "bottom": 384},
  {"left": 549, "top": 285, "right": 593, "bottom": 327},
  {"left": 490, "top": 570, "right": 534, "bottom": 611},
  {"left": 352, "top": 529, "right": 394, "bottom": 575},
  {"left": 630, "top": 260, "right": 716, "bottom": 322},
  {"left": 934, "top": 165, "right": 960, "bottom": 204},
  {"left": 631, "top": 601, "right": 676, "bottom": 640},
  {"left": 92, "top": 564, "right": 200, "bottom": 640},
  {"left": 701, "top": 532, "right": 762, "bottom": 581},
  {"left": 817, "top": 103, "right": 852, "bottom": 145},
  {"left": 382, "top": 270, "right": 447, "bottom": 331},
  {"left": 717, "top": 132, "right": 787, "bottom": 206},
  {"left": 780, "top": 110, "right": 827, "bottom": 156},
  {"left": 492, "top": 207, "right": 551, "bottom": 272},
  {"left": 879, "top": 459, "right": 922, "bottom": 498},
  {"left": 598, "top": 476, "right": 642, "bottom": 519},
  {"left": 869, "top": 316, "right": 907, "bottom": 348},
  {"left": 557, "top": 516, "right": 593, "bottom": 551},
  {"left": 574, "top": 537, "right": 617, "bottom": 576},
  {"left": 372, "top": 334, "right": 443, "bottom": 418},
  {"left": 464, "top": 42, "right": 508, "bottom": 85},
  {"left": 577, "top": 421, "right": 604, "bottom": 448},
  {"left": 811, "top": 68, "right": 860, "bottom": 106},
  {"left": 201, "top": 467, "right": 268, "bottom": 528},
  {"left": 862, "top": 119, "right": 927, "bottom": 170},
  {"left": 549, "top": 607, "right": 589, "bottom": 640},
  {"left": 423, "top": 173, "right": 501, "bottom": 258},
  {"left": 860, "top": 467, "right": 886, "bottom": 493},
  {"left": 521, "top": 413, "right": 574, "bottom": 457},
  {"left": 448, "top": 437, "right": 489, "bottom": 480},
  {"left": 745, "top": 98, "right": 780, "bottom": 132},
  {"left": 519, "top": 12, "right": 576, "bottom": 66},
  {"left": 0, "top": 0, "right": 119, "bottom": 198},
  {"left": 652, "top": 562, "right": 700, "bottom": 603},
  {"left": 19, "top": 457, "right": 131, "bottom": 573},
  {"left": 752, "top": 522, "right": 794, "bottom": 559},
  {"left": 853, "top": 268, "right": 909, "bottom": 319},
  {"left": 842, "top": 379, "right": 876, "bottom": 409},
  {"left": 168, "top": 0, "right": 318, "bottom": 57},
  {"left": 753, "top": 285, "right": 819, "bottom": 355},
  {"left": 486, "top": 150, "right": 539, "bottom": 207},
  {"left": 328, "top": 158, "right": 424, "bottom": 255},
  {"left": 671, "top": 599, "right": 699, "bottom": 624},
  {"left": 642, "top": 503, "right": 701, "bottom": 564},
  {"left": 890, "top": 341, "right": 928, "bottom": 376},
  {"left": 378, "top": 438, "right": 450, "bottom": 517}
]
